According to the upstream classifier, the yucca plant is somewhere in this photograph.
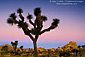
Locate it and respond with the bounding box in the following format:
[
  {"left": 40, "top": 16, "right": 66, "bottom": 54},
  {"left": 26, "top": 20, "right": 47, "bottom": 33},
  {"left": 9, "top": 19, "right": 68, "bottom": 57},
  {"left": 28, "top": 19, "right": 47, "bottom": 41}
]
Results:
[{"left": 7, "top": 8, "right": 60, "bottom": 57}]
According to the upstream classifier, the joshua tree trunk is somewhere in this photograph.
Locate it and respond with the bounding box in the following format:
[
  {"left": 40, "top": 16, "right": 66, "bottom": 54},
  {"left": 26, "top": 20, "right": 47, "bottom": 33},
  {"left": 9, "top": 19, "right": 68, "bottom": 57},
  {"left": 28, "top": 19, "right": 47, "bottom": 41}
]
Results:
[{"left": 33, "top": 40, "right": 38, "bottom": 57}]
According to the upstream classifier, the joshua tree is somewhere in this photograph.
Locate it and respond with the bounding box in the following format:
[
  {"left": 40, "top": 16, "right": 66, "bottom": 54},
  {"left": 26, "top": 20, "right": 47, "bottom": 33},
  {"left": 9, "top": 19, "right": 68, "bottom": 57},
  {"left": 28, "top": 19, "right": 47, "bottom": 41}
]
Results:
[
  {"left": 11, "top": 41, "right": 18, "bottom": 51},
  {"left": 7, "top": 8, "right": 60, "bottom": 57}
]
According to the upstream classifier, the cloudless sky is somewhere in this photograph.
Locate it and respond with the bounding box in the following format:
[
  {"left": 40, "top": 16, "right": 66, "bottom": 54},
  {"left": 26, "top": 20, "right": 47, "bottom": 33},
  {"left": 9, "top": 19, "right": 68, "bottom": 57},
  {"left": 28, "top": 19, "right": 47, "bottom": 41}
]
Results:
[{"left": 0, "top": 0, "right": 85, "bottom": 49}]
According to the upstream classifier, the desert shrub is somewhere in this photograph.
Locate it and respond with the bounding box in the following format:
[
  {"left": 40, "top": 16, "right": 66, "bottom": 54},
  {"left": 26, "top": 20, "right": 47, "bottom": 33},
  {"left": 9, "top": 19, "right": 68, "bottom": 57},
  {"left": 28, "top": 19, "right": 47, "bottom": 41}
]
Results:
[{"left": 47, "top": 54, "right": 50, "bottom": 57}]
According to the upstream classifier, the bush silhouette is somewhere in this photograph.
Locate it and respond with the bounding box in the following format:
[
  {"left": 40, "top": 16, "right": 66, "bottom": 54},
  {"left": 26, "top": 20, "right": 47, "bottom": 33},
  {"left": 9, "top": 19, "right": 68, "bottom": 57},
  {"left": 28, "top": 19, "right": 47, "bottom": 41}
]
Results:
[{"left": 7, "top": 7, "right": 60, "bottom": 57}]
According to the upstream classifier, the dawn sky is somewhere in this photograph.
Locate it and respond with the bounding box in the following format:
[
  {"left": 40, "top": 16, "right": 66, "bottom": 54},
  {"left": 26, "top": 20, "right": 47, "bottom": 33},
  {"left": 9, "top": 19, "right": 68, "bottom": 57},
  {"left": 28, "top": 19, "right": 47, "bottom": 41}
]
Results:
[{"left": 0, "top": 0, "right": 85, "bottom": 49}]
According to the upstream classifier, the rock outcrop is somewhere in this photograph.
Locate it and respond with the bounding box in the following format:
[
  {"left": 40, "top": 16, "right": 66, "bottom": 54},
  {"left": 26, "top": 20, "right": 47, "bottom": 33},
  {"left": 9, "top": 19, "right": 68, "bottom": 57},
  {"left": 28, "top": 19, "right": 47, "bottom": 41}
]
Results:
[
  {"left": 0, "top": 44, "right": 14, "bottom": 52},
  {"left": 0, "top": 44, "right": 22, "bottom": 52},
  {"left": 37, "top": 47, "right": 45, "bottom": 52},
  {"left": 59, "top": 41, "right": 79, "bottom": 52}
]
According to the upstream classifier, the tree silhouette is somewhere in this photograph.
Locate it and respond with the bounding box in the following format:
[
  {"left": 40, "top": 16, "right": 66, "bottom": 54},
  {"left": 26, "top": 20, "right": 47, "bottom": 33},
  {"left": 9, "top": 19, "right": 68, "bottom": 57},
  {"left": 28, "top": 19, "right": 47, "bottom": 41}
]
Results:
[
  {"left": 7, "top": 8, "right": 60, "bottom": 57},
  {"left": 11, "top": 41, "right": 18, "bottom": 51}
]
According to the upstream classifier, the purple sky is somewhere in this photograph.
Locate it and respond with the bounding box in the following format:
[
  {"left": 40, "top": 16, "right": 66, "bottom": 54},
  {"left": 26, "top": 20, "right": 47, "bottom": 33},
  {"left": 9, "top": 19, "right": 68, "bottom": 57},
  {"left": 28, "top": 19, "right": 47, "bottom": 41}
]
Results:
[{"left": 0, "top": 0, "right": 85, "bottom": 48}]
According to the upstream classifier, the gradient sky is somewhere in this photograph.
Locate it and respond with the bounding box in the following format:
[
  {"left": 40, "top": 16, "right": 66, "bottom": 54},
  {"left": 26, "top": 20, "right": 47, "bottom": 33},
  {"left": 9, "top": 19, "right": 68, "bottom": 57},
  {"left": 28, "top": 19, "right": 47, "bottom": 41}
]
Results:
[{"left": 0, "top": 0, "right": 85, "bottom": 49}]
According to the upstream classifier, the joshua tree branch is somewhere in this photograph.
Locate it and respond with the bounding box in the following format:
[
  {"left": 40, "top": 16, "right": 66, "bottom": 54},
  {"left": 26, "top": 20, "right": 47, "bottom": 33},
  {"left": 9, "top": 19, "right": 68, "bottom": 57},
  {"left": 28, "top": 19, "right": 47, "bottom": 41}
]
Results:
[
  {"left": 18, "top": 22, "right": 34, "bottom": 41},
  {"left": 19, "top": 13, "right": 24, "bottom": 22},
  {"left": 29, "top": 19, "right": 36, "bottom": 28},
  {"left": 22, "top": 28, "right": 34, "bottom": 41},
  {"left": 40, "top": 27, "right": 51, "bottom": 34},
  {"left": 40, "top": 25, "right": 57, "bottom": 35}
]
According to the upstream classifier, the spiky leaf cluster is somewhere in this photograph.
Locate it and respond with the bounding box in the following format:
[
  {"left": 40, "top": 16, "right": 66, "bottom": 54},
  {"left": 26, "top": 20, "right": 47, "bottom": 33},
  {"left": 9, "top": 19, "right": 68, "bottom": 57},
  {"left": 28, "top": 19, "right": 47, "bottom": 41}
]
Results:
[
  {"left": 15, "top": 41, "right": 18, "bottom": 45},
  {"left": 34, "top": 8, "right": 41, "bottom": 16},
  {"left": 50, "top": 18, "right": 59, "bottom": 29},
  {"left": 10, "top": 13, "right": 16, "bottom": 19},
  {"left": 17, "top": 8, "right": 23, "bottom": 13},
  {"left": 7, "top": 18, "right": 13, "bottom": 24},
  {"left": 52, "top": 19, "right": 59, "bottom": 25},
  {"left": 41, "top": 16, "right": 47, "bottom": 22},
  {"left": 7, "top": 13, "right": 18, "bottom": 25},
  {"left": 27, "top": 14, "right": 33, "bottom": 19},
  {"left": 7, "top": 18, "right": 17, "bottom": 25}
]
